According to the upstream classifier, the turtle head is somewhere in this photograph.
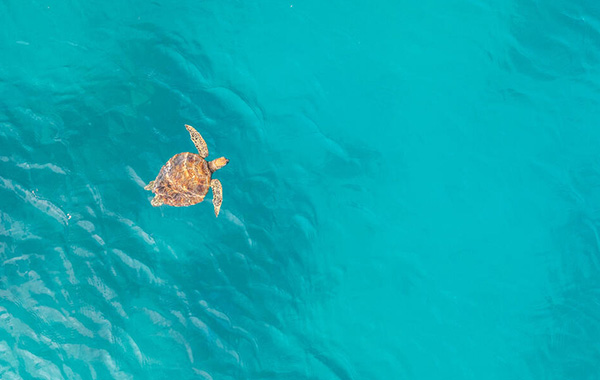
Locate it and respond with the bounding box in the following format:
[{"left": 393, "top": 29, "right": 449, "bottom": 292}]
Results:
[{"left": 209, "top": 157, "right": 229, "bottom": 173}]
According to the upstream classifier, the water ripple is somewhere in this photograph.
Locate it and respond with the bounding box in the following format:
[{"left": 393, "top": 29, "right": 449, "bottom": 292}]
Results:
[{"left": 0, "top": 176, "right": 67, "bottom": 226}]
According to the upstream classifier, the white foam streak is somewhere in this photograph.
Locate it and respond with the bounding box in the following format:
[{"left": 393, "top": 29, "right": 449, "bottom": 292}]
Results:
[
  {"left": 0, "top": 176, "right": 67, "bottom": 226},
  {"left": 16, "top": 162, "right": 67, "bottom": 174},
  {"left": 17, "top": 348, "right": 63, "bottom": 380},
  {"left": 111, "top": 248, "right": 163, "bottom": 285}
]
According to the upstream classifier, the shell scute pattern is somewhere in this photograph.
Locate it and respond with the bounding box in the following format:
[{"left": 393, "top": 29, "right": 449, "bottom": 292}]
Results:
[{"left": 153, "top": 152, "right": 211, "bottom": 207}]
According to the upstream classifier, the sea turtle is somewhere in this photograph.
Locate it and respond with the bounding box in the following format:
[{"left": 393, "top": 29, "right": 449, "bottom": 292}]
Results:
[{"left": 144, "top": 124, "right": 229, "bottom": 216}]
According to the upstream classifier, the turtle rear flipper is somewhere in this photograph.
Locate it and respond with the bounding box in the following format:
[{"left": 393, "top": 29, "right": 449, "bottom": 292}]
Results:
[
  {"left": 151, "top": 195, "right": 164, "bottom": 207},
  {"left": 144, "top": 180, "right": 155, "bottom": 191}
]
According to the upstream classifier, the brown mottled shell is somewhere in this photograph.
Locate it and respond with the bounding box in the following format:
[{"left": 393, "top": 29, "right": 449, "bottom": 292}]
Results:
[{"left": 152, "top": 152, "right": 211, "bottom": 207}]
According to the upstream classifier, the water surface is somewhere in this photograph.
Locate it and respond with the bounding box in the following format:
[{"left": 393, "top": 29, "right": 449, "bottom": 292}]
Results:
[{"left": 1, "top": 0, "right": 600, "bottom": 379}]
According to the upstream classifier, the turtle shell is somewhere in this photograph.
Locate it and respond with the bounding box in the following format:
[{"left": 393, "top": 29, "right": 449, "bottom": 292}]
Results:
[{"left": 152, "top": 152, "right": 211, "bottom": 207}]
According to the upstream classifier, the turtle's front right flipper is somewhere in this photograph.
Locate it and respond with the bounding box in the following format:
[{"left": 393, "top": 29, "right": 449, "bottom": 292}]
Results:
[
  {"left": 185, "top": 124, "right": 209, "bottom": 158},
  {"left": 210, "top": 179, "right": 223, "bottom": 217}
]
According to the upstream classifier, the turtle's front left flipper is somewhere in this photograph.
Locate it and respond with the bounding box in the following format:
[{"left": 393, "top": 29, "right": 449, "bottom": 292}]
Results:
[
  {"left": 210, "top": 179, "right": 223, "bottom": 217},
  {"left": 185, "top": 124, "right": 209, "bottom": 158}
]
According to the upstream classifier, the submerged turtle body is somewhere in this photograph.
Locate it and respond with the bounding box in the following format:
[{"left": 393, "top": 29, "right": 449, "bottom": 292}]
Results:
[
  {"left": 145, "top": 124, "right": 229, "bottom": 216},
  {"left": 152, "top": 152, "right": 211, "bottom": 207}
]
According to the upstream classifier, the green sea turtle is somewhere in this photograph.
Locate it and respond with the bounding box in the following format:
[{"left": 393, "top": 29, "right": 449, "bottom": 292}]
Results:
[{"left": 144, "top": 124, "right": 229, "bottom": 216}]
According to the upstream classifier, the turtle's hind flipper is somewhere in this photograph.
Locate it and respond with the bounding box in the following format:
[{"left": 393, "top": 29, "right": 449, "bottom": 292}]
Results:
[
  {"left": 210, "top": 179, "right": 223, "bottom": 217},
  {"left": 151, "top": 195, "right": 164, "bottom": 207},
  {"left": 185, "top": 124, "right": 209, "bottom": 158},
  {"left": 144, "top": 180, "right": 155, "bottom": 191}
]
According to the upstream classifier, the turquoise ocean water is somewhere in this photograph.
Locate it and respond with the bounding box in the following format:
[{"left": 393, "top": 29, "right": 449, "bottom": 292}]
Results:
[{"left": 2, "top": 0, "right": 600, "bottom": 378}]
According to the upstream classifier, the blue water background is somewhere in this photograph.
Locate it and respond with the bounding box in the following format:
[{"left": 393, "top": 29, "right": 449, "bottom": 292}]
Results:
[{"left": 2, "top": 0, "right": 600, "bottom": 378}]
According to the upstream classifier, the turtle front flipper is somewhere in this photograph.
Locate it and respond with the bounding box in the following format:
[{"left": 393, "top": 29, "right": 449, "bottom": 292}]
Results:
[
  {"left": 210, "top": 179, "right": 223, "bottom": 217},
  {"left": 144, "top": 180, "right": 155, "bottom": 191},
  {"left": 185, "top": 124, "right": 209, "bottom": 158}
]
